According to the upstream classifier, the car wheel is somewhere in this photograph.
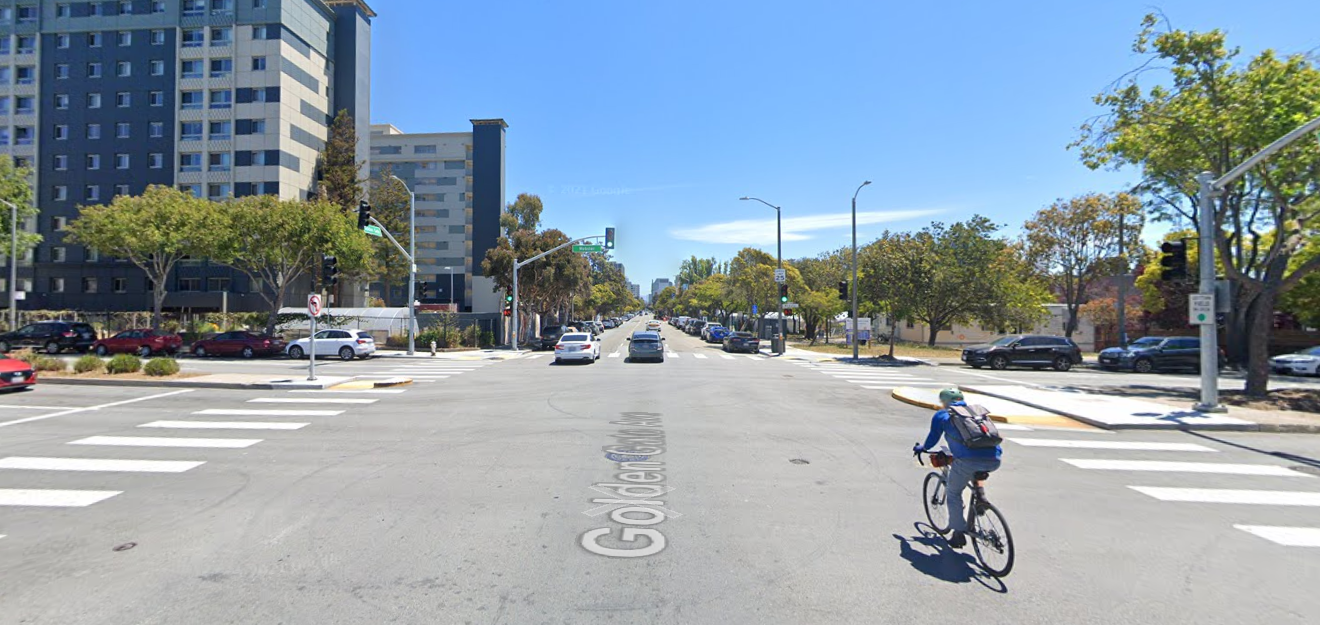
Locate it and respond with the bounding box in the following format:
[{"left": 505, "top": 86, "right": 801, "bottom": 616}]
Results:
[
  {"left": 1133, "top": 358, "right": 1154, "bottom": 374},
  {"left": 555, "top": 358, "right": 562, "bottom": 365},
  {"left": 45, "top": 342, "right": 61, "bottom": 355},
  {"left": 1052, "top": 356, "right": 1073, "bottom": 372},
  {"left": 95, "top": 345, "right": 109, "bottom": 357},
  {"left": 138, "top": 345, "right": 152, "bottom": 358},
  {"left": 989, "top": 355, "right": 1009, "bottom": 370},
  {"left": 288, "top": 345, "right": 304, "bottom": 359},
  {"left": 338, "top": 346, "right": 354, "bottom": 361},
  {"left": 241, "top": 346, "right": 255, "bottom": 359},
  {"left": 193, "top": 346, "right": 207, "bottom": 357}
]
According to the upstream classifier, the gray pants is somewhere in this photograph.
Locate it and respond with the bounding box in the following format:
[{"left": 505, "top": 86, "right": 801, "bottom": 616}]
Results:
[{"left": 948, "top": 457, "right": 1001, "bottom": 532}]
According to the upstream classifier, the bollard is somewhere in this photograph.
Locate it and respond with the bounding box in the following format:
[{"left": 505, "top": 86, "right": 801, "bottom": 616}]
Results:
[{"left": 430, "top": 340, "right": 437, "bottom": 357}]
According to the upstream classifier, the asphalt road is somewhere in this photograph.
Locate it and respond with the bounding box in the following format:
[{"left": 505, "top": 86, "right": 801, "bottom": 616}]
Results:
[{"left": 2, "top": 314, "right": 1317, "bottom": 624}]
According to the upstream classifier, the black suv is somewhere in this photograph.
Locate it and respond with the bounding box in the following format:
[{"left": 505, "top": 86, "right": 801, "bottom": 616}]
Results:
[
  {"left": 1098, "top": 336, "right": 1224, "bottom": 373},
  {"left": 536, "top": 325, "right": 571, "bottom": 351},
  {"left": 961, "top": 334, "right": 1083, "bottom": 371},
  {"left": 0, "top": 321, "right": 98, "bottom": 354}
]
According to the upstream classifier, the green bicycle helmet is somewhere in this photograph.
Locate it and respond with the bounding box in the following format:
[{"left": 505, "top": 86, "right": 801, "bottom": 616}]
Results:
[{"left": 938, "top": 387, "right": 964, "bottom": 406}]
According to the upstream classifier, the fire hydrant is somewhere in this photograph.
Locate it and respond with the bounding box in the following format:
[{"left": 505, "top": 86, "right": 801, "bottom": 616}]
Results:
[{"left": 430, "top": 340, "right": 437, "bottom": 357}]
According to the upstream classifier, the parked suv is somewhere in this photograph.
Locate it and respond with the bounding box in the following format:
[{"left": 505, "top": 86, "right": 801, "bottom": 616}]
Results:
[
  {"left": 0, "top": 321, "right": 97, "bottom": 354},
  {"left": 537, "top": 325, "right": 571, "bottom": 350},
  {"left": 1098, "top": 336, "right": 1223, "bottom": 373},
  {"left": 961, "top": 334, "right": 1083, "bottom": 371}
]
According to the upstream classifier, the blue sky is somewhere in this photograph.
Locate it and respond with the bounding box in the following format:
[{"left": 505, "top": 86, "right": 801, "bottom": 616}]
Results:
[{"left": 370, "top": 0, "right": 1320, "bottom": 293}]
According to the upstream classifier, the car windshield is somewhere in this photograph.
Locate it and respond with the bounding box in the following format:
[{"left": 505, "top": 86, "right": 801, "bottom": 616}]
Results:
[
  {"left": 1303, "top": 347, "right": 1320, "bottom": 356},
  {"left": 990, "top": 336, "right": 1019, "bottom": 346},
  {"left": 1131, "top": 337, "right": 1163, "bottom": 347},
  {"left": 561, "top": 333, "right": 590, "bottom": 342}
]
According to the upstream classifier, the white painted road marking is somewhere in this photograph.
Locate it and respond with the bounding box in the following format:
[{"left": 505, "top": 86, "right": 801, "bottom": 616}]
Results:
[
  {"left": 356, "top": 374, "right": 448, "bottom": 380},
  {"left": 0, "top": 404, "right": 80, "bottom": 410},
  {"left": 828, "top": 373, "right": 917, "bottom": 378},
  {"left": 608, "top": 352, "right": 621, "bottom": 358},
  {"left": 666, "top": 352, "right": 679, "bottom": 358},
  {"left": 289, "top": 389, "right": 408, "bottom": 394},
  {"left": 0, "top": 457, "right": 205, "bottom": 473},
  {"left": 693, "top": 353, "right": 708, "bottom": 359},
  {"left": 720, "top": 354, "right": 735, "bottom": 360},
  {"left": 526, "top": 354, "right": 546, "bottom": 359},
  {"left": 1234, "top": 525, "right": 1320, "bottom": 547},
  {"left": 193, "top": 408, "right": 343, "bottom": 417},
  {"left": 139, "top": 420, "right": 309, "bottom": 430},
  {"left": 1009, "top": 439, "right": 1217, "bottom": 452},
  {"left": 994, "top": 423, "right": 1035, "bottom": 431},
  {"left": 0, "top": 489, "right": 122, "bottom": 507},
  {"left": 0, "top": 389, "right": 196, "bottom": 429},
  {"left": 1062, "top": 459, "right": 1312, "bottom": 477},
  {"left": 69, "top": 436, "right": 262, "bottom": 449},
  {"left": 1128, "top": 487, "right": 1320, "bottom": 506},
  {"left": 248, "top": 398, "right": 377, "bottom": 404}
]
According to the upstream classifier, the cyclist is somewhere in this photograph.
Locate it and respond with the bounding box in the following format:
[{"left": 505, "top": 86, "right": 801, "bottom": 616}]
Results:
[{"left": 913, "top": 387, "right": 1003, "bottom": 549}]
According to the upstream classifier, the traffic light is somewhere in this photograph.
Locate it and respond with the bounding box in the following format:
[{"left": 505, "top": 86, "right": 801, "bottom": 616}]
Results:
[
  {"left": 1160, "top": 240, "right": 1188, "bottom": 281},
  {"left": 605, "top": 227, "right": 615, "bottom": 250},
  {"left": 779, "top": 284, "right": 789, "bottom": 304},
  {"left": 321, "top": 254, "right": 338, "bottom": 288},
  {"left": 837, "top": 280, "right": 848, "bottom": 300},
  {"left": 502, "top": 303, "right": 513, "bottom": 317},
  {"left": 357, "top": 200, "right": 371, "bottom": 230},
  {"left": 418, "top": 282, "right": 430, "bottom": 300},
  {"left": 505, "top": 294, "right": 514, "bottom": 303}
]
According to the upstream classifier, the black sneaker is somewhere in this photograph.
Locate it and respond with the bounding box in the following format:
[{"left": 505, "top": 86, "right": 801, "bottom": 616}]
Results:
[{"left": 948, "top": 531, "right": 966, "bottom": 549}]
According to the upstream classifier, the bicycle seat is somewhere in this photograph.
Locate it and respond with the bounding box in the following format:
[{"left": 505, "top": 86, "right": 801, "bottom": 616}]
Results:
[{"left": 973, "top": 471, "right": 991, "bottom": 480}]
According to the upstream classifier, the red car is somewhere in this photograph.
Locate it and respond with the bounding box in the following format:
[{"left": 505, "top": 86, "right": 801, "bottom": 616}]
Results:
[
  {"left": 92, "top": 329, "right": 183, "bottom": 357},
  {"left": 190, "top": 331, "right": 286, "bottom": 359},
  {"left": 0, "top": 356, "right": 36, "bottom": 391}
]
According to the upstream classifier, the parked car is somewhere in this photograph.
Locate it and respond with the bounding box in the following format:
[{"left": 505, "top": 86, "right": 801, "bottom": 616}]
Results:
[
  {"left": 1098, "top": 336, "right": 1223, "bottom": 373},
  {"left": 645, "top": 320, "right": 663, "bottom": 333},
  {"left": 961, "top": 334, "right": 1083, "bottom": 371},
  {"left": 191, "top": 331, "right": 286, "bottom": 359},
  {"left": 707, "top": 325, "right": 732, "bottom": 343},
  {"left": 0, "top": 321, "right": 97, "bottom": 355},
  {"left": 603, "top": 319, "right": 616, "bottom": 329},
  {"left": 286, "top": 328, "right": 376, "bottom": 361},
  {"left": 92, "top": 329, "right": 183, "bottom": 357},
  {"left": 554, "top": 332, "right": 600, "bottom": 364},
  {"left": 687, "top": 320, "right": 706, "bottom": 336},
  {"left": 723, "top": 331, "right": 761, "bottom": 353},
  {"left": 1271, "top": 346, "right": 1320, "bottom": 377},
  {"left": 627, "top": 331, "right": 665, "bottom": 363},
  {"left": 536, "top": 325, "right": 573, "bottom": 350},
  {"left": 0, "top": 355, "right": 36, "bottom": 392}
]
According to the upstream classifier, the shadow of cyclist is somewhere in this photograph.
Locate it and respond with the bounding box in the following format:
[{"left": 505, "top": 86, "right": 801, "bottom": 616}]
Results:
[{"left": 893, "top": 524, "right": 1007, "bottom": 592}]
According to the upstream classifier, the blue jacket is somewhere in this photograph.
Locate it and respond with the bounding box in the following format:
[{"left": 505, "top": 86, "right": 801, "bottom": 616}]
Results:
[{"left": 922, "top": 401, "right": 1002, "bottom": 460}]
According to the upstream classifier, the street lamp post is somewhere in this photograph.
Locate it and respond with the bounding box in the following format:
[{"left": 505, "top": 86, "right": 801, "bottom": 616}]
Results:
[
  {"left": 851, "top": 181, "right": 872, "bottom": 361},
  {"left": 740, "top": 196, "right": 783, "bottom": 354},
  {"left": 390, "top": 175, "right": 417, "bottom": 355},
  {"left": 1, "top": 199, "right": 18, "bottom": 331},
  {"left": 444, "top": 266, "right": 454, "bottom": 310}
]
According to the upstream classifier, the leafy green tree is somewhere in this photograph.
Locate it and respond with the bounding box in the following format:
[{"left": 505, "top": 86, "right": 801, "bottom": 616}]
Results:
[
  {"left": 652, "top": 285, "right": 678, "bottom": 316},
  {"left": 481, "top": 228, "right": 589, "bottom": 327},
  {"left": 66, "top": 185, "right": 225, "bottom": 330},
  {"left": 1280, "top": 228, "right": 1320, "bottom": 327},
  {"left": 318, "top": 109, "right": 364, "bottom": 213},
  {"left": 0, "top": 158, "right": 40, "bottom": 280},
  {"left": 789, "top": 251, "right": 848, "bottom": 344},
  {"left": 500, "top": 193, "right": 543, "bottom": 234},
  {"left": 724, "top": 248, "right": 777, "bottom": 330},
  {"left": 1074, "top": 14, "right": 1320, "bottom": 395},
  {"left": 675, "top": 256, "right": 718, "bottom": 290},
  {"left": 366, "top": 166, "right": 412, "bottom": 305}
]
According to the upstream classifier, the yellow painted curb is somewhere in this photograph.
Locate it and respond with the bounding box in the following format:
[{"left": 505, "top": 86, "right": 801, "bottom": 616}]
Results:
[{"left": 372, "top": 378, "right": 413, "bottom": 388}]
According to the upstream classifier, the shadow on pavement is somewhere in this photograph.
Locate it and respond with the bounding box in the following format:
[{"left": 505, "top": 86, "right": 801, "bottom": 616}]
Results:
[
  {"left": 892, "top": 524, "right": 1007, "bottom": 592},
  {"left": 1182, "top": 431, "right": 1320, "bottom": 470}
]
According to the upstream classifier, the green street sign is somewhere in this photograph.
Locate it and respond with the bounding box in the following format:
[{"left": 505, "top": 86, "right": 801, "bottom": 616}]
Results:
[
  {"left": 572, "top": 244, "right": 603, "bottom": 253},
  {"left": 363, "top": 225, "right": 383, "bottom": 237}
]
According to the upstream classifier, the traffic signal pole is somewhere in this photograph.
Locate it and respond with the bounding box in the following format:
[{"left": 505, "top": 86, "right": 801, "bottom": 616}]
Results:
[{"left": 510, "top": 234, "right": 607, "bottom": 351}]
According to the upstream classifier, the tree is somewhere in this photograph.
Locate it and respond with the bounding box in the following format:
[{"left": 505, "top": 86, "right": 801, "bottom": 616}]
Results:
[
  {"left": 319, "top": 109, "right": 364, "bottom": 213},
  {"left": 724, "top": 248, "right": 777, "bottom": 330},
  {"left": 1074, "top": 14, "right": 1320, "bottom": 395},
  {"left": 0, "top": 159, "right": 40, "bottom": 284},
  {"left": 652, "top": 285, "right": 678, "bottom": 316},
  {"left": 481, "top": 228, "right": 589, "bottom": 328},
  {"left": 214, "top": 196, "right": 372, "bottom": 335},
  {"left": 500, "top": 193, "right": 543, "bottom": 234},
  {"left": 1280, "top": 228, "right": 1320, "bottom": 327},
  {"left": 789, "top": 251, "right": 848, "bottom": 344},
  {"left": 1023, "top": 193, "right": 1143, "bottom": 337},
  {"left": 66, "top": 185, "right": 225, "bottom": 330},
  {"left": 366, "top": 166, "right": 412, "bottom": 305},
  {"left": 675, "top": 256, "right": 717, "bottom": 290}
]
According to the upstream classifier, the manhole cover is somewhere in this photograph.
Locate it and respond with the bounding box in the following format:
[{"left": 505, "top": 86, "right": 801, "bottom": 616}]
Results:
[
  {"left": 113, "top": 542, "right": 136, "bottom": 552},
  {"left": 1291, "top": 465, "right": 1320, "bottom": 477},
  {"left": 789, "top": 458, "right": 810, "bottom": 465}
]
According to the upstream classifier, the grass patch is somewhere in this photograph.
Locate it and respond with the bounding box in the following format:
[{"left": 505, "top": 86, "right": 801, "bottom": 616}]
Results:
[{"left": 789, "top": 338, "right": 963, "bottom": 360}]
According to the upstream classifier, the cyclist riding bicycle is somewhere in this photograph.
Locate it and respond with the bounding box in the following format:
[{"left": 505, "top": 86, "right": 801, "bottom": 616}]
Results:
[{"left": 912, "top": 387, "right": 1003, "bottom": 549}]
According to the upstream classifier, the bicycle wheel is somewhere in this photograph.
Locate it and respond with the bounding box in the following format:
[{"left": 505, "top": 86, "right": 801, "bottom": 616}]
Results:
[
  {"left": 922, "top": 472, "right": 950, "bottom": 534},
  {"left": 971, "top": 500, "right": 1015, "bottom": 577}
]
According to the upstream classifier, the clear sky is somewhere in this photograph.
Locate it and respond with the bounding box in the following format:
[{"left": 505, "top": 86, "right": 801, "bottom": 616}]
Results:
[{"left": 369, "top": 0, "right": 1319, "bottom": 294}]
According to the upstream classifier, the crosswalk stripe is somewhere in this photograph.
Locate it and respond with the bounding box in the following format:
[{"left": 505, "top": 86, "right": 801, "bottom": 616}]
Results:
[
  {"left": 1009, "top": 439, "right": 1217, "bottom": 452},
  {"left": 830, "top": 374, "right": 917, "bottom": 379},
  {"left": 1234, "top": 525, "right": 1320, "bottom": 547},
  {"left": 139, "top": 420, "right": 310, "bottom": 431},
  {"left": 193, "top": 408, "right": 343, "bottom": 417},
  {"left": 356, "top": 374, "right": 448, "bottom": 380},
  {"left": 666, "top": 352, "right": 679, "bottom": 358},
  {"left": 0, "top": 489, "right": 122, "bottom": 507},
  {"left": 608, "top": 352, "right": 620, "bottom": 358},
  {"left": 69, "top": 436, "right": 262, "bottom": 449},
  {"left": 721, "top": 354, "right": 735, "bottom": 360},
  {"left": 289, "top": 389, "right": 407, "bottom": 394},
  {"left": 1063, "top": 459, "right": 1312, "bottom": 476},
  {"left": 0, "top": 457, "right": 205, "bottom": 473},
  {"left": 526, "top": 354, "right": 546, "bottom": 359},
  {"left": 743, "top": 354, "right": 761, "bottom": 360},
  {"left": 249, "top": 397, "right": 377, "bottom": 404},
  {"left": 1129, "top": 486, "right": 1320, "bottom": 506},
  {"left": 693, "top": 353, "right": 708, "bottom": 359}
]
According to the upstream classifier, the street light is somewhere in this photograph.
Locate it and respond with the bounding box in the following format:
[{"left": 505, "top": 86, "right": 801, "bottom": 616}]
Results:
[
  {"left": 1, "top": 199, "right": 18, "bottom": 332},
  {"left": 740, "top": 196, "right": 783, "bottom": 354},
  {"left": 390, "top": 174, "right": 417, "bottom": 355},
  {"left": 851, "top": 180, "right": 872, "bottom": 361},
  {"left": 444, "top": 266, "right": 454, "bottom": 309}
]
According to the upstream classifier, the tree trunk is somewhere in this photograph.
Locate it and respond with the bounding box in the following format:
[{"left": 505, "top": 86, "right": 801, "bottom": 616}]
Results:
[
  {"left": 888, "top": 323, "right": 897, "bottom": 358},
  {"left": 1064, "top": 304, "right": 1078, "bottom": 338},
  {"left": 151, "top": 283, "right": 167, "bottom": 331},
  {"left": 927, "top": 323, "right": 939, "bottom": 347},
  {"left": 1243, "top": 288, "right": 1277, "bottom": 397},
  {"left": 264, "top": 278, "right": 288, "bottom": 337}
]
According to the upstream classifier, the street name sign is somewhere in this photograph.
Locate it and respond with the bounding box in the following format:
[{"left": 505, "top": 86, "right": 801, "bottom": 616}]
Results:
[
  {"left": 782, "top": 302, "right": 799, "bottom": 308},
  {"left": 572, "top": 244, "right": 604, "bottom": 253},
  {"left": 1189, "top": 293, "right": 1214, "bottom": 325},
  {"left": 774, "top": 268, "right": 786, "bottom": 283},
  {"left": 308, "top": 293, "right": 322, "bottom": 317},
  {"left": 363, "top": 225, "right": 383, "bottom": 237}
]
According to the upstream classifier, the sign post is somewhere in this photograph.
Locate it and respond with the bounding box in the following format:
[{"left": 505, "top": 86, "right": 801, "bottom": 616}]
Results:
[
  {"left": 307, "top": 294, "right": 322, "bottom": 381},
  {"left": 773, "top": 268, "right": 786, "bottom": 283}
]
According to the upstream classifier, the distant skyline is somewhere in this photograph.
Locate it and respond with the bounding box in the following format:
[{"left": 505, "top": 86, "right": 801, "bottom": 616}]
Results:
[{"left": 370, "top": 0, "right": 1320, "bottom": 286}]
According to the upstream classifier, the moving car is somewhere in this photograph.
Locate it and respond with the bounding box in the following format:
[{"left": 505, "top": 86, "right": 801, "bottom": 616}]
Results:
[
  {"left": 961, "top": 334, "right": 1083, "bottom": 371},
  {"left": 1097, "top": 336, "right": 1223, "bottom": 373},
  {"left": 723, "top": 331, "right": 761, "bottom": 353},
  {"left": 554, "top": 332, "right": 600, "bottom": 364},
  {"left": 706, "top": 325, "right": 732, "bottom": 343},
  {"left": 0, "top": 321, "right": 98, "bottom": 354},
  {"left": 191, "top": 331, "right": 286, "bottom": 359},
  {"left": 626, "top": 331, "right": 665, "bottom": 362},
  {"left": 92, "top": 329, "right": 183, "bottom": 357},
  {"left": 286, "top": 328, "right": 376, "bottom": 361},
  {"left": 645, "top": 320, "right": 663, "bottom": 332},
  {"left": 0, "top": 355, "right": 36, "bottom": 392},
  {"left": 1270, "top": 346, "right": 1320, "bottom": 376},
  {"left": 537, "top": 325, "right": 572, "bottom": 350}
]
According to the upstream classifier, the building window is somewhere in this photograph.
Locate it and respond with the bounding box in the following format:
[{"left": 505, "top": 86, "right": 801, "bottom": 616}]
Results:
[
  {"left": 13, "top": 156, "right": 29, "bottom": 170},
  {"left": 254, "top": 0, "right": 267, "bottom": 7},
  {"left": 85, "top": 185, "right": 100, "bottom": 202},
  {"left": 150, "top": 60, "right": 164, "bottom": 76},
  {"left": 209, "top": 90, "right": 232, "bottom": 109},
  {"left": 0, "top": 97, "right": 7, "bottom": 114},
  {"left": 252, "top": 56, "right": 267, "bottom": 71},
  {"left": 149, "top": 122, "right": 164, "bottom": 138},
  {"left": 151, "top": 30, "right": 165, "bottom": 45},
  {"left": 56, "top": 3, "right": 71, "bottom": 18},
  {"left": 183, "top": 0, "right": 205, "bottom": 16},
  {"left": 209, "top": 121, "right": 232, "bottom": 140},
  {"left": 52, "top": 216, "right": 67, "bottom": 231},
  {"left": 116, "top": 61, "right": 131, "bottom": 77},
  {"left": 54, "top": 94, "right": 69, "bottom": 110},
  {"left": 15, "top": 66, "right": 33, "bottom": 84},
  {"left": 87, "top": 93, "right": 102, "bottom": 108},
  {"left": 210, "top": 58, "right": 233, "bottom": 78},
  {"left": 213, "top": 0, "right": 235, "bottom": 11},
  {"left": 86, "top": 154, "right": 101, "bottom": 170},
  {"left": 252, "top": 25, "right": 268, "bottom": 39},
  {"left": 113, "top": 277, "right": 127, "bottom": 293},
  {"left": 53, "top": 247, "right": 67, "bottom": 263},
  {"left": 116, "top": 92, "right": 131, "bottom": 107},
  {"left": 56, "top": 64, "right": 69, "bottom": 79},
  {"left": 181, "top": 91, "right": 203, "bottom": 110},
  {"left": 250, "top": 88, "right": 269, "bottom": 103},
  {"left": 415, "top": 145, "right": 438, "bottom": 154},
  {"left": 89, "top": 2, "right": 104, "bottom": 16},
  {"left": 87, "top": 63, "right": 102, "bottom": 79},
  {"left": 88, "top": 32, "right": 103, "bottom": 48},
  {"left": 116, "top": 122, "right": 130, "bottom": 138},
  {"left": 87, "top": 248, "right": 99, "bottom": 262},
  {"left": 149, "top": 91, "right": 164, "bottom": 107},
  {"left": 83, "top": 277, "right": 98, "bottom": 293},
  {"left": 118, "top": 1, "right": 132, "bottom": 15},
  {"left": 251, "top": 120, "right": 267, "bottom": 134},
  {"left": 209, "top": 152, "right": 231, "bottom": 171},
  {"left": 115, "top": 154, "right": 129, "bottom": 170},
  {"left": 181, "top": 60, "right": 203, "bottom": 79},
  {"left": 179, "top": 277, "right": 201, "bottom": 291},
  {"left": 0, "top": 129, "right": 10, "bottom": 146},
  {"left": 87, "top": 124, "right": 100, "bottom": 139},
  {"left": 152, "top": 1, "right": 165, "bottom": 14},
  {"left": 54, "top": 126, "right": 69, "bottom": 141},
  {"left": 208, "top": 184, "right": 231, "bottom": 199},
  {"left": 117, "top": 31, "right": 131, "bottom": 47},
  {"left": 56, "top": 34, "right": 70, "bottom": 49},
  {"left": 0, "top": 39, "right": 8, "bottom": 55},
  {"left": 208, "top": 277, "right": 231, "bottom": 291},
  {"left": 180, "top": 153, "right": 202, "bottom": 172},
  {"left": 179, "top": 184, "right": 201, "bottom": 198},
  {"left": 16, "top": 35, "right": 34, "bottom": 54},
  {"left": 182, "top": 29, "right": 204, "bottom": 48},
  {"left": 54, "top": 154, "right": 68, "bottom": 170},
  {"left": 15, "top": 96, "right": 33, "bottom": 114},
  {"left": 181, "top": 122, "right": 202, "bottom": 141},
  {"left": 50, "top": 278, "right": 65, "bottom": 293},
  {"left": 115, "top": 184, "right": 129, "bottom": 197},
  {"left": 13, "top": 127, "right": 32, "bottom": 145},
  {"left": 251, "top": 150, "right": 268, "bottom": 166},
  {"left": 53, "top": 186, "right": 67, "bottom": 201},
  {"left": 17, "top": 6, "right": 36, "bottom": 23},
  {"left": 211, "top": 27, "right": 232, "bottom": 46},
  {"left": 149, "top": 153, "right": 163, "bottom": 169}
]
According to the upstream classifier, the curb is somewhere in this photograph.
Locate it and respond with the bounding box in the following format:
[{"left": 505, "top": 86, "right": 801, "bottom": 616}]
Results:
[{"left": 40, "top": 377, "right": 277, "bottom": 390}]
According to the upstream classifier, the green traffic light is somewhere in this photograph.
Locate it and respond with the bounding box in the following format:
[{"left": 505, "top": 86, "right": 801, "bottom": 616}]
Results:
[{"left": 506, "top": 295, "right": 513, "bottom": 302}]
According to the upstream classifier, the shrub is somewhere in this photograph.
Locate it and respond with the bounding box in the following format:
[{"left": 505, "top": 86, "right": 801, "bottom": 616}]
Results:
[
  {"left": 10, "top": 349, "right": 38, "bottom": 365},
  {"left": 74, "top": 354, "right": 106, "bottom": 374},
  {"left": 33, "top": 356, "right": 67, "bottom": 372},
  {"left": 143, "top": 357, "right": 180, "bottom": 377},
  {"left": 385, "top": 333, "right": 408, "bottom": 348},
  {"left": 106, "top": 353, "right": 142, "bottom": 374}
]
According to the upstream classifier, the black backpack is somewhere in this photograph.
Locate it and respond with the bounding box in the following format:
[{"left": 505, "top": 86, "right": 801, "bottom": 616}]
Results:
[{"left": 948, "top": 404, "right": 1003, "bottom": 449}]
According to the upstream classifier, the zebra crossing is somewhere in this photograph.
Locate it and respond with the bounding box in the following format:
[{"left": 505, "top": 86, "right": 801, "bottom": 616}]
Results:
[
  {"left": 1006, "top": 434, "right": 1320, "bottom": 548},
  {"left": 525, "top": 350, "right": 768, "bottom": 361},
  {"left": 350, "top": 358, "right": 495, "bottom": 382},
  {"left": 789, "top": 360, "right": 946, "bottom": 390}
]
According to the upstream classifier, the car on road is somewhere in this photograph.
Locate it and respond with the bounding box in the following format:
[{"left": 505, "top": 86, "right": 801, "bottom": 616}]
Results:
[
  {"left": 1097, "top": 336, "right": 1223, "bottom": 373},
  {"left": 961, "top": 334, "right": 1083, "bottom": 371},
  {"left": 706, "top": 325, "right": 732, "bottom": 343},
  {"left": 723, "top": 331, "right": 761, "bottom": 353},
  {"left": 92, "top": 329, "right": 183, "bottom": 357},
  {"left": 554, "top": 332, "right": 600, "bottom": 364},
  {"left": 686, "top": 320, "right": 706, "bottom": 336},
  {"left": 603, "top": 319, "right": 616, "bottom": 329},
  {"left": 0, "top": 355, "right": 36, "bottom": 391},
  {"left": 627, "top": 331, "right": 665, "bottom": 362},
  {"left": 536, "top": 325, "right": 572, "bottom": 350},
  {"left": 191, "top": 331, "right": 286, "bottom": 359},
  {"left": 645, "top": 320, "right": 663, "bottom": 333},
  {"left": 0, "top": 321, "right": 98, "bottom": 355},
  {"left": 286, "top": 328, "right": 377, "bottom": 361},
  {"left": 1270, "top": 346, "right": 1320, "bottom": 377}
]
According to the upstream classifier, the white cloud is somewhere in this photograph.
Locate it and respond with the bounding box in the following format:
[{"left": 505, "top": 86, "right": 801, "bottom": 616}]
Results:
[{"left": 669, "top": 209, "right": 947, "bottom": 244}]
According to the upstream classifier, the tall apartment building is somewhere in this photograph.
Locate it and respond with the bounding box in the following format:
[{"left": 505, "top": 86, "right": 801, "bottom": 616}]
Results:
[
  {"left": 651, "top": 278, "right": 672, "bottom": 300},
  {"left": 0, "top": 0, "right": 374, "bottom": 312},
  {"left": 368, "top": 119, "right": 506, "bottom": 314}
]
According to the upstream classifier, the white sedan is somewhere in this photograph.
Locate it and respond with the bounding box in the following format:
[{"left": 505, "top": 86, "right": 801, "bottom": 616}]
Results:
[
  {"left": 1271, "top": 346, "right": 1320, "bottom": 376},
  {"left": 645, "top": 320, "right": 663, "bottom": 332},
  {"left": 554, "top": 332, "right": 601, "bottom": 364},
  {"left": 286, "top": 328, "right": 377, "bottom": 360}
]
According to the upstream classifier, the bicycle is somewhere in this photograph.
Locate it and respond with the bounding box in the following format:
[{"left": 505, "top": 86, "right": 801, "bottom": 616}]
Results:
[{"left": 915, "top": 447, "right": 1015, "bottom": 577}]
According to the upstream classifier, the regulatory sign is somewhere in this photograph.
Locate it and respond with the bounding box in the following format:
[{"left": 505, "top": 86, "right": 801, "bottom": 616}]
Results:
[
  {"left": 774, "top": 268, "right": 786, "bottom": 283},
  {"left": 572, "top": 244, "right": 604, "bottom": 253},
  {"left": 363, "top": 224, "right": 383, "bottom": 237},
  {"left": 308, "top": 293, "right": 322, "bottom": 317},
  {"left": 782, "top": 302, "right": 799, "bottom": 309},
  {"left": 1189, "top": 293, "right": 1214, "bottom": 325}
]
